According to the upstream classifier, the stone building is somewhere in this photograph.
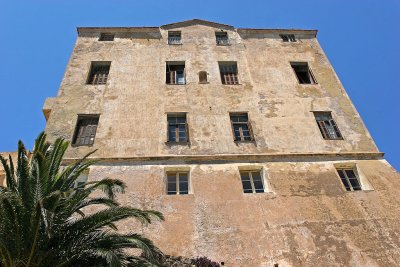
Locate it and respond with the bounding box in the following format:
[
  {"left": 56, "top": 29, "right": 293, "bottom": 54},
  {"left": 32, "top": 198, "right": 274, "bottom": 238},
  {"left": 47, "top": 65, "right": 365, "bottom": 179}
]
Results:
[{"left": 20, "top": 19, "right": 400, "bottom": 265}]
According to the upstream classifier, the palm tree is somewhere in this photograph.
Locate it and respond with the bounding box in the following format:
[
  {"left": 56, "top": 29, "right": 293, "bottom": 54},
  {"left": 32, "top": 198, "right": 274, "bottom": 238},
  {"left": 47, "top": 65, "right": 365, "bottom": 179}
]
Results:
[{"left": 0, "top": 132, "right": 164, "bottom": 267}]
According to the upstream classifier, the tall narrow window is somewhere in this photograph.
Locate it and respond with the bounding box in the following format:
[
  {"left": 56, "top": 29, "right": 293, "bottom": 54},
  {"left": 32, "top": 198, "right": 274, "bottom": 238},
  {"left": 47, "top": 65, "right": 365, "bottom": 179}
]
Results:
[
  {"left": 291, "top": 62, "right": 316, "bottom": 84},
  {"left": 72, "top": 115, "right": 99, "bottom": 146},
  {"left": 337, "top": 168, "right": 362, "bottom": 191},
  {"left": 230, "top": 113, "right": 253, "bottom": 142},
  {"left": 216, "top": 32, "right": 229, "bottom": 45},
  {"left": 280, "top": 34, "right": 296, "bottom": 42},
  {"left": 166, "top": 62, "right": 185, "bottom": 84},
  {"left": 87, "top": 62, "right": 111, "bottom": 85},
  {"left": 240, "top": 170, "right": 264, "bottom": 193},
  {"left": 99, "top": 33, "right": 115, "bottom": 41},
  {"left": 168, "top": 31, "right": 181, "bottom": 45},
  {"left": 314, "top": 112, "right": 343, "bottom": 140},
  {"left": 167, "top": 114, "right": 188, "bottom": 143},
  {"left": 167, "top": 172, "right": 189, "bottom": 195},
  {"left": 219, "top": 62, "right": 239, "bottom": 85}
]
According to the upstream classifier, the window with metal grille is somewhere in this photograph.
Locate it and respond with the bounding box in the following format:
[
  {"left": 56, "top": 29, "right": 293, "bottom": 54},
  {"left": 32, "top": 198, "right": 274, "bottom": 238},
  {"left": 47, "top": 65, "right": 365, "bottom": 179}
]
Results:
[
  {"left": 219, "top": 62, "right": 239, "bottom": 85},
  {"left": 216, "top": 32, "right": 230, "bottom": 45},
  {"left": 168, "top": 31, "right": 181, "bottom": 45},
  {"left": 240, "top": 170, "right": 264, "bottom": 193},
  {"left": 87, "top": 62, "right": 110, "bottom": 85},
  {"left": 99, "top": 33, "right": 115, "bottom": 41},
  {"left": 166, "top": 62, "right": 185, "bottom": 84},
  {"left": 166, "top": 172, "right": 189, "bottom": 195},
  {"left": 291, "top": 62, "right": 316, "bottom": 84},
  {"left": 167, "top": 114, "right": 188, "bottom": 143},
  {"left": 230, "top": 113, "right": 254, "bottom": 142},
  {"left": 280, "top": 34, "right": 296, "bottom": 42},
  {"left": 314, "top": 112, "right": 343, "bottom": 140},
  {"left": 337, "top": 168, "right": 362, "bottom": 191},
  {"left": 72, "top": 115, "right": 99, "bottom": 146}
]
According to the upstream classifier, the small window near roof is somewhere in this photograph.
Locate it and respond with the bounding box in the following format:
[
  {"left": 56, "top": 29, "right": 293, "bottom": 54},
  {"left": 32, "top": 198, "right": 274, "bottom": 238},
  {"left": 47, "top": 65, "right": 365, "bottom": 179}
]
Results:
[
  {"left": 291, "top": 62, "right": 316, "bottom": 84},
  {"left": 314, "top": 112, "right": 343, "bottom": 140},
  {"left": 336, "top": 168, "right": 362, "bottom": 191},
  {"left": 219, "top": 62, "right": 239, "bottom": 85},
  {"left": 167, "top": 114, "right": 188, "bottom": 143},
  {"left": 240, "top": 170, "right": 264, "bottom": 193},
  {"left": 99, "top": 33, "right": 115, "bottom": 41},
  {"left": 199, "top": 71, "right": 208, "bottom": 83},
  {"left": 72, "top": 115, "right": 100, "bottom": 146},
  {"left": 168, "top": 31, "right": 181, "bottom": 44},
  {"left": 230, "top": 113, "right": 254, "bottom": 142},
  {"left": 87, "top": 62, "right": 111, "bottom": 85},
  {"left": 281, "top": 34, "right": 296, "bottom": 42},
  {"left": 166, "top": 172, "right": 189, "bottom": 195},
  {"left": 216, "top": 32, "right": 229, "bottom": 45},
  {"left": 166, "top": 62, "right": 185, "bottom": 84}
]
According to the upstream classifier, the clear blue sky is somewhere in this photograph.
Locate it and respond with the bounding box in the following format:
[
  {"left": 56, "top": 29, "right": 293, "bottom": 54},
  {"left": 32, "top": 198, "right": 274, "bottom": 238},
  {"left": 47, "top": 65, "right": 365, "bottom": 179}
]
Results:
[{"left": 0, "top": 0, "right": 399, "bottom": 171}]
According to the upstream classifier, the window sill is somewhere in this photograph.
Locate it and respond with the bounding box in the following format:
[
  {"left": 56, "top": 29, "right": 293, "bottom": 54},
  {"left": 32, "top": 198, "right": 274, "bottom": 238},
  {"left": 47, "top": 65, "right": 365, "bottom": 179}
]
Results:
[
  {"left": 298, "top": 83, "right": 319, "bottom": 86},
  {"left": 168, "top": 43, "right": 183, "bottom": 45},
  {"left": 71, "top": 144, "right": 94, "bottom": 148},
  {"left": 198, "top": 82, "right": 209, "bottom": 84},
  {"left": 222, "top": 83, "right": 242, "bottom": 86},
  {"left": 166, "top": 83, "right": 186, "bottom": 86},
  {"left": 165, "top": 141, "right": 189, "bottom": 146},
  {"left": 323, "top": 138, "right": 344, "bottom": 141},
  {"left": 216, "top": 44, "right": 231, "bottom": 46}
]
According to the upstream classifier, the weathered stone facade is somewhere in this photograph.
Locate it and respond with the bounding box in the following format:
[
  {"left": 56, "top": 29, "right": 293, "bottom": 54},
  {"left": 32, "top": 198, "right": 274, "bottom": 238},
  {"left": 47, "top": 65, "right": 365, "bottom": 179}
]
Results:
[{"left": 35, "top": 19, "right": 400, "bottom": 266}]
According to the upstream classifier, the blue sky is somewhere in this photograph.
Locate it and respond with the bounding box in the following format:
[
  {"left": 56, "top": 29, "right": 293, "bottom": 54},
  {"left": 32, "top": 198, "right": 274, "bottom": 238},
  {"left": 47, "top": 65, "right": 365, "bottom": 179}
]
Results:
[{"left": 0, "top": 0, "right": 399, "bottom": 171}]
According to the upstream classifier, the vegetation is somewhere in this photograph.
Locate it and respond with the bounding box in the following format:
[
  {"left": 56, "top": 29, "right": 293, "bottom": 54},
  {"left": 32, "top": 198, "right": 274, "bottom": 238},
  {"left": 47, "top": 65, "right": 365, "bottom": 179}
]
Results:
[{"left": 0, "top": 132, "right": 164, "bottom": 267}]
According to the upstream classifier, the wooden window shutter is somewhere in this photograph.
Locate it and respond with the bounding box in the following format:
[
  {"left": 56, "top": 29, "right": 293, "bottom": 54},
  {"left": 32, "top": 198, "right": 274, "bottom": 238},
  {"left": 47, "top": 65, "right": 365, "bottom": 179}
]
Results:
[
  {"left": 170, "top": 71, "right": 176, "bottom": 84},
  {"left": 185, "top": 121, "right": 189, "bottom": 142},
  {"left": 317, "top": 121, "right": 329, "bottom": 139},
  {"left": 330, "top": 119, "right": 342, "bottom": 139},
  {"left": 247, "top": 121, "right": 254, "bottom": 141}
]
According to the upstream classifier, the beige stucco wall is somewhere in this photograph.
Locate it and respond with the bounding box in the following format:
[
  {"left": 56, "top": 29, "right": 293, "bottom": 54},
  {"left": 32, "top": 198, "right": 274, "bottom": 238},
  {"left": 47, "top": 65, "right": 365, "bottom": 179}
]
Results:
[
  {"left": 44, "top": 24, "right": 378, "bottom": 159},
  {"left": 41, "top": 21, "right": 400, "bottom": 266},
  {"left": 86, "top": 159, "right": 400, "bottom": 266}
]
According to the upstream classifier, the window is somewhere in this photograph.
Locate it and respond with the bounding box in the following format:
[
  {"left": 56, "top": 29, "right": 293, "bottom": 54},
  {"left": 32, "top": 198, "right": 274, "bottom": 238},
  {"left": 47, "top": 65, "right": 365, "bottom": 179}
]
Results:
[
  {"left": 87, "top": 62, "right": 111, "bottom": 85},
  {"left": 199, "top": 71, "right": 208, "bottom": 83},
  {"left": 280, "top": 34, "right": 296, "bottom": 42},
  {"left": 219, "top": 62, "right": 239, "bottom": 85},
  {"left": 291, "top": 62, "right": 316, "bottom": 84},
  {"left": 166, "top": 62, "right": 185, "bottom": 84},
  {"left": 99, "top": 33, "right": 114, "bottom": 41},
  {"left": 216, "top": 32, "right": 229, "bottom": 45},
  {"left": 72, "top": 115, "right": 99, "bottom": 146},
  {"left": 167, "top": 114, "right": 188, "bottom": 143},
  {"left": 166, "top": 172, "right": 189, "bottom": 195},
  {"left": 168, "top": 31, "right": 181, "bottom": 45},
  {"left": 74, "top": 171, "right": 89, "bottom": 190},
  {"left": 230, "top": 113, "right": 253, "bottom": 142},
  {"left": 314, "top": 112, "right": 343, "bottom": 140},
  {"left": 240, "top": 170, "right": 264, "bottom": 193},
  {"left": 337, "top": 168, "right": 362, "bottom": 191}
]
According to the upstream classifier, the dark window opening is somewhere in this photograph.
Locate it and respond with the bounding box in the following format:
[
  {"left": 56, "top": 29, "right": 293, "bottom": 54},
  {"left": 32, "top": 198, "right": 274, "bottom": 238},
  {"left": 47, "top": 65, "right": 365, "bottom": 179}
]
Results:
[
  {"left": 219, "top": 62, "right": 239, "bottom": 85},
  {"left": 87, "top": 62, "right": 110, "bottom": 85},
  {"left": 216, "top": 32, "right": 229, "bottom": 45},
  {"left": 291, "top": 62, "right": 316, "bottom": 84},
  {"left": 280, "top": 34, "right": 296, "bottom": 42},
  {"left": 314, "top": 112, "right": 343, "bottom": 140},
  {"left": 99, "top": 33, "right": 115, "bottom": 41},
  {"left": 199, "top": 71, "right": 208, "bottom": 83},
  {"left": 72, "top": 115, "right": 99, "bottom": 146},
  {"left": 167, "top": 172, "right": 189, "bottom": 195},
  {"left": 167, "top": 114, "right": 188, "bottom": 143},
  {"left": 230, "top": 113, "right": 254, "bottom": 142},
  {"left": 240, "top": 170, "right": 264, "bottom": 193},
  {"left": 166, "top": 62, "right": 185, "bottom": 84},
  {"left": 168, "top": 31, "right": 181, "bottom": 45},
  {"left": 337, "top": 169, "right": 362, "bottom": 191}
]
